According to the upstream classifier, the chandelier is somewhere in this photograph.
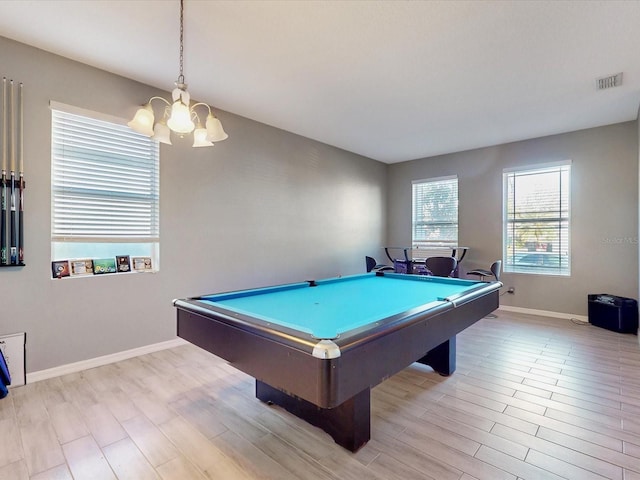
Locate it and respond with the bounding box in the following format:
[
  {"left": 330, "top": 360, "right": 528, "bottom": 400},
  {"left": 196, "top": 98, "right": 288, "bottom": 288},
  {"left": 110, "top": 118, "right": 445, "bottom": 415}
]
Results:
[{"left": 128, "top": 0, "right": 228, "bottom": 147}]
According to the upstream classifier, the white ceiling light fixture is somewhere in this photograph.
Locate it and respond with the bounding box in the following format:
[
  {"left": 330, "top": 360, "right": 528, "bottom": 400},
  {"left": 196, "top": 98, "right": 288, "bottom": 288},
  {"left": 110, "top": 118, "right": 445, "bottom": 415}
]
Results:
[{"left": 128, "top": 0, "right": 228, "bottom": 147}]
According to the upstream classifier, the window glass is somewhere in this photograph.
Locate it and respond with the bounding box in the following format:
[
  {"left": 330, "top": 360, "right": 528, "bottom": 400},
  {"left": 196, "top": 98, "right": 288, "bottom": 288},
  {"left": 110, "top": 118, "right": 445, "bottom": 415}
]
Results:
[
  {"left": 503, "top": 163, "right": 570, "bottom": 275},
  {"left": 412, "top": 176, "right": 458, "bottom": 248}
]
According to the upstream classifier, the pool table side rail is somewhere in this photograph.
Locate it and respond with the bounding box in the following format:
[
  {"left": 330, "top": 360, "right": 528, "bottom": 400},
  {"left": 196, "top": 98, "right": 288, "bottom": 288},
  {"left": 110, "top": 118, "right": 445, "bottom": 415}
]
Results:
[
  {"left": 442, "top": 280, "right": 503, "bottom": 307},
  {"left": 371, "top": 271, "right": 478, "bottom": 286},
  {"left": 174, "top": 298, "right": 322, "bottom": 352},
  {"left": 337, "top": 280, "right": 502, "bottom": 351},
  {"left": 199, "top": 281, "right": 311, "bottom": 302}
]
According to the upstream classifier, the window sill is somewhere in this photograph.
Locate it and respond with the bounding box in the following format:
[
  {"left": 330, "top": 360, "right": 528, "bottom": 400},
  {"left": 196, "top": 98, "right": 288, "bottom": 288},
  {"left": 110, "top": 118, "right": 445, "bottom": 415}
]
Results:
[{"left": 51, "top": 269, "right": 158, "bottom": 280}]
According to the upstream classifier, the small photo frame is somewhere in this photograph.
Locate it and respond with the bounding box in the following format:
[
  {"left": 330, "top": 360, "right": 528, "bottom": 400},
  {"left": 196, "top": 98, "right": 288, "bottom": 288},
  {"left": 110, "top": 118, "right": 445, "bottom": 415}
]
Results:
[
  {"left": 70, "top": 259, "right": 94, "bottom": 276},
  {"left": 116, "top": 255, "right": 131, "bottom": 273},
  {"left": 132, "top": 257, "right": 153, "bottom": 271},
  {"left": 51, "top": 260, "right": 70, "bottom": 279},
  {"left": 93, "top": 258, "right": 117, "bottom": 275}
]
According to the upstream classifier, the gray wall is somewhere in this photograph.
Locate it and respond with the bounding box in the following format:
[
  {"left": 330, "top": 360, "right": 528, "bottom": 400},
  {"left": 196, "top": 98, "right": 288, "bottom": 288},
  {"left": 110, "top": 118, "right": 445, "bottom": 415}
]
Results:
[
  {"left": 0, "top": 36, "right": 387, "bottom": 373},
  {"left": 388, "top": 123, "right": 639, "bottom": 315}
]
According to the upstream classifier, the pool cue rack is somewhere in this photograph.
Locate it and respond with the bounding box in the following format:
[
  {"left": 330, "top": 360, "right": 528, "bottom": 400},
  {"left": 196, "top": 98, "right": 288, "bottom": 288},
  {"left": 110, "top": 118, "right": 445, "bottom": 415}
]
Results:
[
  {"left": 0, "top": 77, "right": 26, "bottom": 268},
  {"left": 0, "top": 178, "right": 27, "bottom": 268}
]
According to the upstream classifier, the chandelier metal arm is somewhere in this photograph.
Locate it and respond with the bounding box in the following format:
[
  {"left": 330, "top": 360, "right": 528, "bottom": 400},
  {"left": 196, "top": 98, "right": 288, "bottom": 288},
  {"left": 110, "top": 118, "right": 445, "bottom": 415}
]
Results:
[
  {"left": 147, "top": 96, "right": 172, "bottom": 108},
  {"left": 191, "top": 102, "right": 212, "bottom": 115},
  {"left": 189, "top": 102, "right": 210, "bottom": 126}
]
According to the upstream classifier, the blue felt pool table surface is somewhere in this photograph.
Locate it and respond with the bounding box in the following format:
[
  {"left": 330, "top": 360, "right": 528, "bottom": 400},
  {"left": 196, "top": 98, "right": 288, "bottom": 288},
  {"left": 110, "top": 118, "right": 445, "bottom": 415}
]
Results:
[{"left": 199, "top": 273, "right": 484, "bottom": 339}]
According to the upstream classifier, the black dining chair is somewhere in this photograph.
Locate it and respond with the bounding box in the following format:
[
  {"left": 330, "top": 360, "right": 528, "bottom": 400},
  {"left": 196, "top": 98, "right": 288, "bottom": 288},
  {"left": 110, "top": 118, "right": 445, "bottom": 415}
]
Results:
[
  {"left": 425, "top": 256, "right": 457, "bottom": 277},
  {"left": 365, "top": 256, "right": 394, "bottom": 273},
  {"left": 467, "top": 260, "right": 502, "bottom": 282},
  {"left": 467, "top": 260, "right": 502, "bottom": 318}
]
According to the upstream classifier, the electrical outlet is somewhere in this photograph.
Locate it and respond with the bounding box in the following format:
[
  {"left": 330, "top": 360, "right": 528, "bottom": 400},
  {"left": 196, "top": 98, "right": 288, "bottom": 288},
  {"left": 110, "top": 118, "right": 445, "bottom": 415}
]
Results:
[{"left": 507, "top": 287, "right": 515, "bottom": 294}]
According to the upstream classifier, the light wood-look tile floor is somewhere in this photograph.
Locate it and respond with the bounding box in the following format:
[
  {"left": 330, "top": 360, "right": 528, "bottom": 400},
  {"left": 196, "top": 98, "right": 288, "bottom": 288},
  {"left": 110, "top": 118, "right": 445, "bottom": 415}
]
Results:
[{"left": 1, "top": 311, "right": 640, "bottom": 480}]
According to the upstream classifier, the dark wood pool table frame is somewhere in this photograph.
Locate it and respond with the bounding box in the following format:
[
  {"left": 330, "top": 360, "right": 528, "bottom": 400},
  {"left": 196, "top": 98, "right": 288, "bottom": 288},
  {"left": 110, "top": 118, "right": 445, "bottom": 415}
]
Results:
[{"left": 174, "top": 273, "right": 501, "bottom": 452}]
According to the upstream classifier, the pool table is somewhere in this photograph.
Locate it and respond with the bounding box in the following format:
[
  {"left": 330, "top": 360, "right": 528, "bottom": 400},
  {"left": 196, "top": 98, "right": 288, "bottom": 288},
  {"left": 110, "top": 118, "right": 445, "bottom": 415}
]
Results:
[{"left": 174, "top": 272, "right": 501, "bottom": 451}]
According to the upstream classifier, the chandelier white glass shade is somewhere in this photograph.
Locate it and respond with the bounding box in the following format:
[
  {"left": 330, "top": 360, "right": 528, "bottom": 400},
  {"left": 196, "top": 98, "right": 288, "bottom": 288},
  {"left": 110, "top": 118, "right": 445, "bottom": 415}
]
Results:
[{"left": 127, "top": 0, "right": 228, "bottom": 148}]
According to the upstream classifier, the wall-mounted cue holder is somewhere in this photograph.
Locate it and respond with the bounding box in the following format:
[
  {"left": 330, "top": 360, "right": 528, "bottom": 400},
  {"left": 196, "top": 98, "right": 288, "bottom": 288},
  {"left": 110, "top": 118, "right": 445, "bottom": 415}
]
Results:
[
  {"left": 1, "top": 77, "right": 26, "bottom": 268},
  {"left": 0, "top": 177, "right": 24, "bottom": 188},
  {"left": 0, "top": 175, "right": 26, "bottom": 268}
]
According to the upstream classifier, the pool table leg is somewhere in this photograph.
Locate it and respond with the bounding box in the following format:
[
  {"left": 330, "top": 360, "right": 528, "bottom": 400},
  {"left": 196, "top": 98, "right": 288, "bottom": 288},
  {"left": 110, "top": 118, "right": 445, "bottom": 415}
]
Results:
[
  {"left": 417, "top": 336, "right": 456, "bottom": 376},
  {"left": 255, "top": 380, "right": 370, "bottom": 452}
]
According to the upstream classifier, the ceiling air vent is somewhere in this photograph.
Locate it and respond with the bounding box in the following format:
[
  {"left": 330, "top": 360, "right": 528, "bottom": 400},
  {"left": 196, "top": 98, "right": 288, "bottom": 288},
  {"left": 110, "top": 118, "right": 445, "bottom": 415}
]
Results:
[{"left": 596, "top": 72, "right": 623, "bottom": 90}]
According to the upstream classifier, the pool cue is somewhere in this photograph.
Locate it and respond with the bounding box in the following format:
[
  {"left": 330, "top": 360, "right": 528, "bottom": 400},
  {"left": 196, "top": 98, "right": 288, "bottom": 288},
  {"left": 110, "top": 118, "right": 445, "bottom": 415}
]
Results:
[
  {"left": 9, "top": 80, "right": 16, "bottom": 265},
  {"left": 18, "top": 82, "right": 24, "bottom": 264},
  {"left": 0, "top": 78, "right": 7, "bottom": 265}
]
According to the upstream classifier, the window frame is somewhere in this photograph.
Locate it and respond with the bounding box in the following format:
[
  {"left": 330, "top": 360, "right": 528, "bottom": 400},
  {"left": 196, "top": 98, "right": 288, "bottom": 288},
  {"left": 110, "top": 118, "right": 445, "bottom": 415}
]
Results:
[
  {"left": 50, "top": 102, "right": 160, "bottom": 274},
  {"left": 411, "top": 175, "right": 459, "bottom": 249},
  {"left": 502, "top": 161, "right": 571, "bottom": 276}
]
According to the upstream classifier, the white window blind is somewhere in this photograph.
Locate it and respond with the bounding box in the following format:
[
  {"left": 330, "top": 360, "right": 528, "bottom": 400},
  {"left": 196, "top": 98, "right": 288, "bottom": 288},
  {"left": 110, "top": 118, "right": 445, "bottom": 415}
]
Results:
[
  {"left": 412, "top": 176, "right": 458, "bottom": 248},
  {"left": 51, "top": 109, "right": 159, "bottom": 242},
  {"left": 503, "top": 163, "right": 570, "bottom": 275}
]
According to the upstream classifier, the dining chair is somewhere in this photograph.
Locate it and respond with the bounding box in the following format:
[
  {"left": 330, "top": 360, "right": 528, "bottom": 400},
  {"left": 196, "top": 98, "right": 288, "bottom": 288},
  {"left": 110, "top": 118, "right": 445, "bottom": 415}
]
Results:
[{"left": 425, "top": 256, "right": 457, "bottom": 277}]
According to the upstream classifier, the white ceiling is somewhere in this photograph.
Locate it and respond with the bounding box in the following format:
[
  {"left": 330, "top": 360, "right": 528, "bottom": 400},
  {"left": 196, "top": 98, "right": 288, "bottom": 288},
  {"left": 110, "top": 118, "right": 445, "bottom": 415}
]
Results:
[{"left": 1, "top": 0, "right": 639, "bottom": 163}]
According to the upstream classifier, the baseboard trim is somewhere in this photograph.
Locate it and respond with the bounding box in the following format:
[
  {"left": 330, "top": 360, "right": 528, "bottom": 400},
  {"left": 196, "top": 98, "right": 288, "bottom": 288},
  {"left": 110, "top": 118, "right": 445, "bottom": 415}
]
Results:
[
  {"left": 26, "top": 337, "right": 189, "bottom": 384},
  {"left": 498, "top": 305, "right": 588, "bottom": 323}
]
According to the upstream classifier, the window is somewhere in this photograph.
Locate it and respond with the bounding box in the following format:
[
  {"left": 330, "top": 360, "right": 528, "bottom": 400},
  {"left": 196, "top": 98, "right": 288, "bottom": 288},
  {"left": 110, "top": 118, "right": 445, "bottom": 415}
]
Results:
[
  {"left": 51, "top": 104, "right": 159, "bottom": 273},
  {"left": 412, "top": 176, "right": 458, "bottom": 248},
  {"left": 503, "top": 162, "right": 570, "bottom": 275}
]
